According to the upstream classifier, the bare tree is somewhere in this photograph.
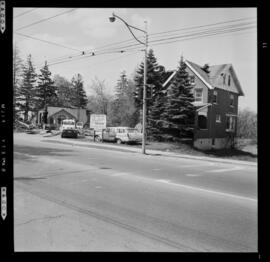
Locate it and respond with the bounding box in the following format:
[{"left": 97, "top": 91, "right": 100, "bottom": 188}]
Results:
[
  {"left": 237, "top": 108, "right": 257, "bottom": 141},
  {"left": 87, "top": 77, "right": 113, "bottom": 115}
]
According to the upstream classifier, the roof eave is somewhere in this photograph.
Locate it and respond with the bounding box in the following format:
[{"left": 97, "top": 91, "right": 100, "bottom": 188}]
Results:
[{"left": 185, "top": 60, "right": 213, "bottom": 90}]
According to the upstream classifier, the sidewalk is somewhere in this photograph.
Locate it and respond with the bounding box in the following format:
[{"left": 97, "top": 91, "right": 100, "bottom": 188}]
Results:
[{"left": 41, "top": 135, "right": 257, "bottom": 167}]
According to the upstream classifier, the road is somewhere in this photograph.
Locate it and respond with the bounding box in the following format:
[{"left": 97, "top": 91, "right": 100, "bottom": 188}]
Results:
[{"left": 14, "top": 133, "right": 257, "bottom": 252}]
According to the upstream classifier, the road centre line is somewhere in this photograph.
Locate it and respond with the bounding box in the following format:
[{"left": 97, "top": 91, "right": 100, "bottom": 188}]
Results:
[{"left": 156, "top": 179, "right": 257, "bottom": 202}]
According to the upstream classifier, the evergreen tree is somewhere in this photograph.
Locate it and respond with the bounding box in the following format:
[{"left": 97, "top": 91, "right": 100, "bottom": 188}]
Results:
[
  {"left": 13, "top": 44, "right": 23, "bottom": 123},
  {"left": 134, "top": 49, "right": 165, "bottom": 136},
  {"left": 16, "top": 54, "right": 37, "bottom": 122},
  {"left": 160, "top": 56, "right": 196, "bottom": 140},
  {"left": 134, "top": 49, "right": 163, "bottom": 109},
  {"left": 36, "top": 61, "right": 57, "bottom": 110},
  {"left": 53, "top": 74, "right": 74, "bottom": 107},
  {"left": 70, "top": 74, "right": 88, "bottom": 108}
]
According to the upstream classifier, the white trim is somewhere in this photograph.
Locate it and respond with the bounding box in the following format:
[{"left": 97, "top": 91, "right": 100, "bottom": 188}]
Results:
[
  {"left": 194, "top": 88, "right": 203, "bottom": 103},
  {"left": 196, "top": 103, "right": 212, "bottom": 111},
  {"left": 185, "top": 60, "right": 213, "bottom": 90},
  {"left": 162, "top": 71, "right": 177, "bottom": 87},
  {"left": 225, "top": 113, "right": 237, "bottom": 117}
]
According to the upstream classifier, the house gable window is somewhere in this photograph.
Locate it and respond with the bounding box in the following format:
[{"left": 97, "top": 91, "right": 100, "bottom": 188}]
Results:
[
  {"left": 230, "top": 94, "right": 234, "bottom": 107},
  {"left": 228, "top": 75, "right": 231, "bottom": 86},
  {"left": 194, "top": 88, "right": 203, "bottom": 102},
  {"left": 190, "top": 75, "right": 195, "bottom": 86},
  {"left": 213, "top": 90, "right": 218, "bottom": 104},
  {"left": 221, "top": 73, "right": 226, "bottom": 84}
]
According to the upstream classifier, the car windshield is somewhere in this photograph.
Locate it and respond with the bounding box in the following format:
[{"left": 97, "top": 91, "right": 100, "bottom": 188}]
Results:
[{"left": 127, "top": 128, "right": 138, "bottom": 133}]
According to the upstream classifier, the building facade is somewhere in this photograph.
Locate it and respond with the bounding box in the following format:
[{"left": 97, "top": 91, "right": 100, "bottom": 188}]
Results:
[{"left": 162, "top": 60, "right": 244, "bottom": 150}]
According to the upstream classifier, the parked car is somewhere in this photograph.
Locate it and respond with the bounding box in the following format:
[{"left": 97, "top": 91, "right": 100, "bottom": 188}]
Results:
[
  {"left": 76, "top": 122, "right": 84, "bottom": 135},
  {"left": 61, "top": 128, "right": 78, "bottom": 138},
  {"left": 101, "top": 127, "right": 117, "bottom": 142},
  {"left": 112, "top": 127, "right": 142, "bottom": 144}
]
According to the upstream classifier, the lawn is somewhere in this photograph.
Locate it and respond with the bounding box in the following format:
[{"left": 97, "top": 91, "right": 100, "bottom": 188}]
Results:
[{"left": 136, "top": 138, "right": 257, "bottom": 162}]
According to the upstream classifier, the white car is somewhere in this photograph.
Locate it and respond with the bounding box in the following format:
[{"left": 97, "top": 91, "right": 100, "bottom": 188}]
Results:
[{"left": 113, "top": 127, "right": 143, "bottom": 144}]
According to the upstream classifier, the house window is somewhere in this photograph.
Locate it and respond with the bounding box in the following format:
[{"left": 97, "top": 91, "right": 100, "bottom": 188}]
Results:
[
  {"left": 216, "top": 114, "right": 221, "bottom": 123},
  {"left": 228, "top": 75, "right": 231, "bottom": 86},
  {"left": 190, "top": 75, "right": 195, "bottom": 86},
  {"left": 230, "top": 94, "right": 234, "bottom": 107},
  {"left": 221, "top": 73, "right": 226, "bottom": 84},
  {"left": 226, "top": 115, "right": 236, "bottom": 132},
  {"left": 213, "top": 90, "right": 218, "bottom": 103},
  {"left": 198, "top": 115, "right": 207, "bottom": 129},
  {"left": 194, "top": 89, "right": 203, "bottom": 102}
]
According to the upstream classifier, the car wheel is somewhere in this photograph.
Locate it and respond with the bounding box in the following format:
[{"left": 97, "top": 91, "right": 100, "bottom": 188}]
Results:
[
  {"left": 95, "top": 136, "right": 101, "bottom": 142},
  {"left": 116, "top": 139, "right": 122, "bottom": 144}
]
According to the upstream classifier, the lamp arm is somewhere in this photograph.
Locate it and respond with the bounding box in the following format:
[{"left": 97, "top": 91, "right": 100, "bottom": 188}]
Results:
[{"left": 112, "top": 13, "right": 146, "bottom": 45}]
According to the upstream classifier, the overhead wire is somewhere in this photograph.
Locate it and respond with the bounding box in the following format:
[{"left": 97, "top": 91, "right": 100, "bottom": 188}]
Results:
[
  {"left": 14, "top": 8, "right": 38, "bottom": 18},
  {"left": 16, "top": 16, "right": 255, "bottom": 65},
  {"left": 41, "top": 23, "right": 255, "bottom": 68},
  {"left": 15, "top": 32, "right": 83, "bottom": 52},
  {"left": 14, "top": 8, "right": 77, "bottom": 31},
  {"left": 27, "top": 16, "right": 255, "bottom": 68}
]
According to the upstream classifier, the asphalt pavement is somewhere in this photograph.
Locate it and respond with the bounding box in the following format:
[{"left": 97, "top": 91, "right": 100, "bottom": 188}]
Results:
[{"left": 14, "top": 133, "right": 258, "bottom": 252}]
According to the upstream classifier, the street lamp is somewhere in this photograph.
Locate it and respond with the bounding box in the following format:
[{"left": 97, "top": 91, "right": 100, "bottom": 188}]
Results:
[{"left": 109, "top": 12, "right": 148, "bottom": 154}]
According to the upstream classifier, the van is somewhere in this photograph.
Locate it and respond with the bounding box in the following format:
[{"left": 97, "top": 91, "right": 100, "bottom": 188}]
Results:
[{"left": 60, "top": 119, "right": 76, "bottom": 132}]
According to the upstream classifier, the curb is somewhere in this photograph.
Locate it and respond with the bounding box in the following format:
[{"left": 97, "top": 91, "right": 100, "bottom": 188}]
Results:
[{"left": 41, "top": 136, "right": 257, "bottom": 167}]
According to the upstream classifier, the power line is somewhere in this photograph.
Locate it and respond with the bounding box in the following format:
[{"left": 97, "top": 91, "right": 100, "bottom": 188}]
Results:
[
  {"left": 14, "top": 8, "right": 38, "bottom": 18},
  {"left": 150, "top": 16, "right": 256, "bottom": 36},
  {"left": 17, "top": 16, "right": 255, "bottom": 66},
  {"left": 37, "top": 22, "right": 255, "bottom": 68},
  {"left": 30, "top": 17, "right": 256, "bottom": 68},
  {"left": 15, "top": 8, "right": 77, "bottom": 31},
  {"left": 15, "top": 32, "right": 83, "bottom": 52},
  {"left": 149, "top": 26, "right": 256, "bottom": 48},
  {"left": 148, "top": 23, "right": 256, "bottom": 44},
  {"left": 87, "top": 21, "right": 256, "bottom": 54},
  {"left": 55, "top": 17, "right": 257, "bottom": 62},
  {"left": 46, "top": 48, "right": 142, "bottom": 67},
  {"left": 43, "top": 24, "right": 255, "bottom": 67}
]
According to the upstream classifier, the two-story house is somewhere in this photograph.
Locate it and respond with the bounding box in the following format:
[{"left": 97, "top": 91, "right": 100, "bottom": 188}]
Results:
[{"left": 162, "top": 60, "right": 244, "bottom": 150}]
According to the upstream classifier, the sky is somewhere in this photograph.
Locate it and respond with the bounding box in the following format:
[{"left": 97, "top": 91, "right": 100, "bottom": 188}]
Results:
[{"left": 13, "top": 8, "right": 257, "bottom": 112}]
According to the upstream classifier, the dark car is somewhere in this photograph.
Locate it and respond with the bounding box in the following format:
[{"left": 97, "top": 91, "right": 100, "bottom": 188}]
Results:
[{"left": 61, "top": 129, "right": 78, "bottom": 138}]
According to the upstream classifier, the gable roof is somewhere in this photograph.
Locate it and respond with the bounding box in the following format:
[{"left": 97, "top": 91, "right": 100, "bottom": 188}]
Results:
[
  {"left": 163, "top": 60, "right": 244, "bottom": 96},
  {"left": 49, "top": 108, "right": 77, "bottom": 120},
  {"left": 185, "top": 60, "right": 213, "bottom": 89}
]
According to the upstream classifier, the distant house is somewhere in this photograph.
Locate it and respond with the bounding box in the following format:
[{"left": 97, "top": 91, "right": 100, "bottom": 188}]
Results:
[
  {"left": 37, "top": 106, "right": 91, "bottom": 129},
  {"left": 162, "top": 60, "right": 244, "bottom": 150}
]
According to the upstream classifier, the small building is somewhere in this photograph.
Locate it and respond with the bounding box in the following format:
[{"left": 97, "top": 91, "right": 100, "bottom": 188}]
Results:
[
  {"left": 162, "top": 60, "right": 244, "bottom": 150},
  {"left": 37, "top": 106, "right": 90, "bottom": 129}
]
